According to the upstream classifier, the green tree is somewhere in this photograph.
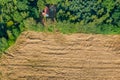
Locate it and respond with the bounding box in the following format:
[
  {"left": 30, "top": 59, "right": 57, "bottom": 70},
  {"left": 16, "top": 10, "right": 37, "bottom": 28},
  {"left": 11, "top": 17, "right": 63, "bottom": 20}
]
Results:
[{"left": 57, "top": 0, "right": 105, "bottom": 24}]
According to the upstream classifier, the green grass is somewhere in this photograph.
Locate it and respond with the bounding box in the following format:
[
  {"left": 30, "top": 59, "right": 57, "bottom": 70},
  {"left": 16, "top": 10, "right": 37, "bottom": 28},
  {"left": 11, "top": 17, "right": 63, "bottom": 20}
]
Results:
[
  {"left": 44, "top": 22, "right": 120, "bottom": 35},
  {"left": 27, "top": 21, "right": 120, "bottom": 35}
]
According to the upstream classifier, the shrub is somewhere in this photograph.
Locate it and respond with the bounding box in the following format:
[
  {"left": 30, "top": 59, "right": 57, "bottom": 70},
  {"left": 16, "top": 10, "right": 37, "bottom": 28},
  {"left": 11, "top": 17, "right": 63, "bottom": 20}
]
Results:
[{"left": 0, "top": 37, "right": 9, "bottom": 52}]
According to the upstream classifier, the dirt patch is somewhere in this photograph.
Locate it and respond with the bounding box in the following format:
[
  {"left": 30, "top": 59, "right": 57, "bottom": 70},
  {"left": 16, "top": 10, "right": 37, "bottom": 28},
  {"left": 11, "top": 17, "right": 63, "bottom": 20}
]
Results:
[{"left": 0, "top": 31, "right": 120, "bottom": 80}]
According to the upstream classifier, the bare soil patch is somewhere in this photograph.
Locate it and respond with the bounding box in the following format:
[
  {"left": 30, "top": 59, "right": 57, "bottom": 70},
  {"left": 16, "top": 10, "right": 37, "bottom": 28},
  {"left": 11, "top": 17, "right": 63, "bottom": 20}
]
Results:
[{"left": 0, "top": 31, "right": 120, "bottom": 80}]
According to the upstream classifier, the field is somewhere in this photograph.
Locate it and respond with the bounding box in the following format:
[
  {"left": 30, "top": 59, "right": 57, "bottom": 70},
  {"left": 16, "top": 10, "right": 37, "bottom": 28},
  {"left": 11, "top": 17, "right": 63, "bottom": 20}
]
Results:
[{"left": 0, "top": 31, "right": 120, "bottom": 80}]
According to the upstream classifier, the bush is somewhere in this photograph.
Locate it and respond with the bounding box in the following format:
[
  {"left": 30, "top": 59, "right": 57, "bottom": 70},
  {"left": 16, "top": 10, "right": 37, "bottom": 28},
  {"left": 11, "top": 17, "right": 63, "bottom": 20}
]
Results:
[
  {"left": 0, "top": 37, "right": 9, "bottom": 52},
  {"left": 97, "top": 24, "right": 120, "bottom": 34}
]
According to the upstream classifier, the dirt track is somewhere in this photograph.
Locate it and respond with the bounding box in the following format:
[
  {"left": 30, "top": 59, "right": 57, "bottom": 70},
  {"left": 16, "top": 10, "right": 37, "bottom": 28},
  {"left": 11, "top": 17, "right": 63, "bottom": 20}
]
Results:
[{"left": 0, "top": 31, "right": 120, "bottom": 80}]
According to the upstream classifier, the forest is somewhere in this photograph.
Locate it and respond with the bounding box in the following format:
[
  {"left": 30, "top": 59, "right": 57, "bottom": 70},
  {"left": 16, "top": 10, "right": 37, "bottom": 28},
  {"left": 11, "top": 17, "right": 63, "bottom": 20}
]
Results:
[{"left": 0, "top": 0, "right": 120, "bottom": 53}]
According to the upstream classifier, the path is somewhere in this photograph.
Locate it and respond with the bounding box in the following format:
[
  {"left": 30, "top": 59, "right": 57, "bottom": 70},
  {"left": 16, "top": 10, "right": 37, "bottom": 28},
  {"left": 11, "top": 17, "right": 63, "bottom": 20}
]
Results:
[{"left": 0, "top": 31, "right": 120, "bottom": 80}]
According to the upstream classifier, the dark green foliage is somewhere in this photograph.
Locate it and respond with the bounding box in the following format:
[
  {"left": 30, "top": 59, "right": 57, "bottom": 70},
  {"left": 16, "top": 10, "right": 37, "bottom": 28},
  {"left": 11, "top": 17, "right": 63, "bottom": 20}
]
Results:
[
  {"left": 57, "top": 0, "right": 120, "bottom": 26},
  {"left": 13, "top": 11, "right": 23, "bottom": 22},
  {"left": 16, "top": 1, "right": 29, "bottom": 11},
  {"left": 57, "top": 0, "right": 104, "bottom": 24},
  {"left": 0, "top": 0, "right": 120, "bottom": 53},
  {"left": 111, "top": 4, "right": 120, "bottom": 26},
  {"left": 0, "top": 37, "right": 9, "bottom": 52},
  {"left": 0, "top": 0, "right": 32, "bottom": 53}
]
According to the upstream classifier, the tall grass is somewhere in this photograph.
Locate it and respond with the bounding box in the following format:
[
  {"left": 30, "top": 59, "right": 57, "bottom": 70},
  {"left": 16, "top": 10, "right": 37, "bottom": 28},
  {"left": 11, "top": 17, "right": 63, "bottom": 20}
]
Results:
[{"left": 35, "top": 22, "right": 120, "bottom": 34}]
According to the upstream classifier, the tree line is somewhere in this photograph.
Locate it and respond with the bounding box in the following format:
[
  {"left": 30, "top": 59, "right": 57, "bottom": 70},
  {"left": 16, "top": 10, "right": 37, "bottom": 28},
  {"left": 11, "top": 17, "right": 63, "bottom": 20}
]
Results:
[
  {"left": 57, "top": 0, "right": 120, "bottom": 26},
  {"left": 0, "top": 0, "right": 120, "bottom": 52}
]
